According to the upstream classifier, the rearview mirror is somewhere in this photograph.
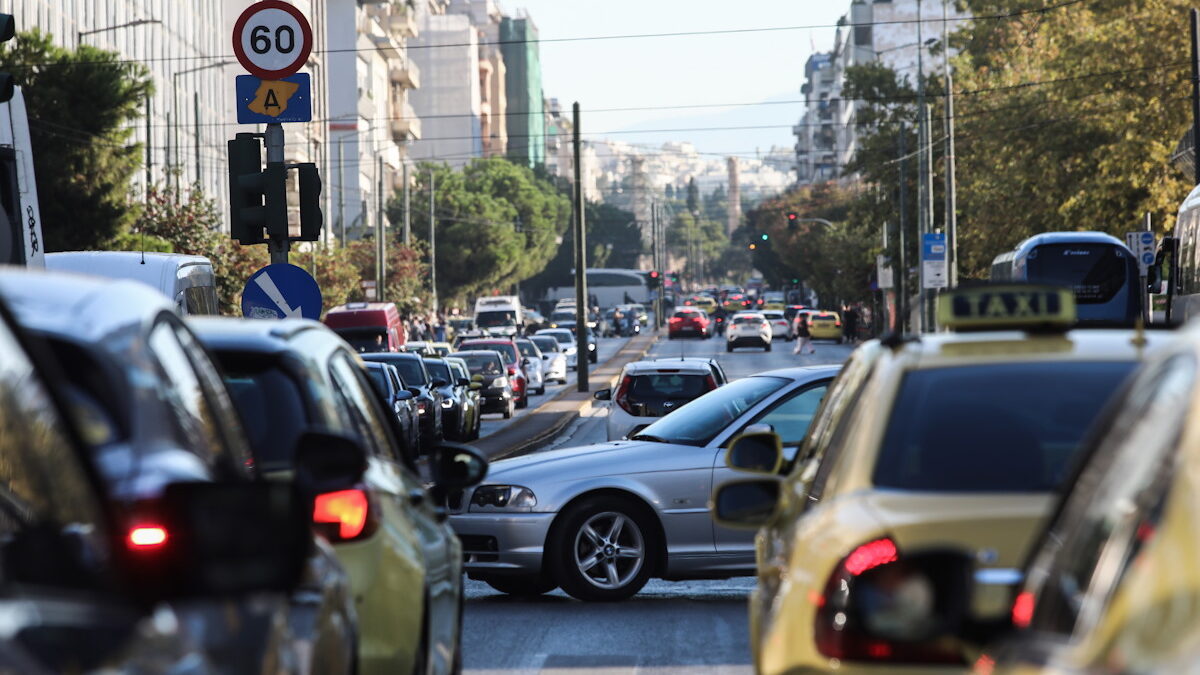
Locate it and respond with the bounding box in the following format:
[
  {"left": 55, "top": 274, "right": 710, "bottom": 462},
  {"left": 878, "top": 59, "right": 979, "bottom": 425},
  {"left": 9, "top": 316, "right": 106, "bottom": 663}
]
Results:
[
  {"left": 430, "top": 442, "right": 489, "bottom": 489},
  {"left": 726, "top": 431, "right": 783, "bottom": 475},
  {"left": 457, "top": 378, "right": 470, "bottom": 387},
  {"left": 396, "top": 389, "right": 414, "bottom": 401},
  {"left": 711, "top": 479, "right": 780, "bottom": 529},
  {"left": 593, "top": 388, "right": 612, "bottom": 401},
  {"left": 294, "top": 429, "right": 368, "bottom": 494},
  {"left": 123, "top": 482, "right": 309, "bottom": 601},
  {"left": 432, "top": 378, "right": 449, "bottom": 388}
]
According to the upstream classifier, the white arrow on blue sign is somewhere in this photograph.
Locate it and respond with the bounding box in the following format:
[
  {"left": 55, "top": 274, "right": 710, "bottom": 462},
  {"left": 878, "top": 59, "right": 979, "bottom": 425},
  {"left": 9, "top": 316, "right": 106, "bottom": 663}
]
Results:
[{"left": 242, "top": 263, "right": 322, "bottom": 320}]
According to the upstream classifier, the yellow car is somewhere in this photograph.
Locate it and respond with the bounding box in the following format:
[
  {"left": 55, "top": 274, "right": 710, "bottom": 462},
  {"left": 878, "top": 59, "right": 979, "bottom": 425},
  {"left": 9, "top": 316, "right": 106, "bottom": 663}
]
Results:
[
  {"left": 806, "top": 310, "right": 844, "bottom": 342},
  {"left": 687, "top": 295, "right": 719, "bottom": 314},
  {"left": 761, "top": 291, "right": 787, "bottom": 311},
  {"left": 713, "top": 286, "right": 1166, "bottom": 675}
]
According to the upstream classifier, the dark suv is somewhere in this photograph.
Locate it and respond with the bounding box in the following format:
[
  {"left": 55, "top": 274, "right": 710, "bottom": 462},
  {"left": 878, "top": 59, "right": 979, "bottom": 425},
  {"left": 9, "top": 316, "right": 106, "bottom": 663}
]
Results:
[
  {"left": 456, "top": 349, "right": 516, "bottom": 419},
  {"left": 362, "top": 352, "right": 446, "bottom": 446},
  {"left": 458, "top": 338, "right": 529, "bottom": 408}
]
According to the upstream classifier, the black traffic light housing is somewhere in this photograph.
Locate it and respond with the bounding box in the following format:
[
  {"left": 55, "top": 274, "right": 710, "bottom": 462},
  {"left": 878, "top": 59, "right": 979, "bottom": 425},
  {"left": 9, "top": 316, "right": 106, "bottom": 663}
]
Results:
[
  {"left": 0, "top": 14, "right": 15, "bottom": 104},
  {"left": 227, "top": 134, "right": 287, "bottom": 244},
  {"left": 787, "top": 212, "right": 798, "bottom": 230},
  {"left": 296, "top": 163, "right": 322, "bottom": 242},
  {"left": 648, "top": 270, "right": 661, "bottom": 288}
]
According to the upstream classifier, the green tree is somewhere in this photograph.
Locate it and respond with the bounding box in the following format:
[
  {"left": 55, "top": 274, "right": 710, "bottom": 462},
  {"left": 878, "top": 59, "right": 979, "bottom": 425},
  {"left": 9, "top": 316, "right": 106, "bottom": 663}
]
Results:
[{"left": 0, "top": 30, "right": 152, "bottom": 251}]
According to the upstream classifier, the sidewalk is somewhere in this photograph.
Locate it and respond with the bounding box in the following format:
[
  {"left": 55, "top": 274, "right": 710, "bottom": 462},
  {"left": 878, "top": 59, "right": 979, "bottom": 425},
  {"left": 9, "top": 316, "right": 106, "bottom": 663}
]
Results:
[{"left": 471, "top": 331, "right": 658, "bottom": 461}]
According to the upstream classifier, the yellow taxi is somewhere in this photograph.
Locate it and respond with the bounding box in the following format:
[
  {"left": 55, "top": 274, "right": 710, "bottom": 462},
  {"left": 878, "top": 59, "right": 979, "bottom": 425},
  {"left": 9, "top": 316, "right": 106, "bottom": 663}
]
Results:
[
  {"left": 687, "top": 295, "right": 719, "bottom": 314},
  {"left": 806, "top": 310, "right": 844, "bottom": 342},
  {"left": 712, "top": 286, "right": 1166, "bottom": 674},
  {"left": 761, "top": 291, "right": 787, "bottom": 311}
]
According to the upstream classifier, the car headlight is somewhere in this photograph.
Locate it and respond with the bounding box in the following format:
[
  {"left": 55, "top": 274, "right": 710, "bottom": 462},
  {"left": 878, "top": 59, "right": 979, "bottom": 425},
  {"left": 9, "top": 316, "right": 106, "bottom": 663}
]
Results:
[
  {"left": 494, "top": 377, "right": 508, "bottom": 388},
  {"left": 469, "top": 485, "right": 537, "bottom": 512},
  {"left": 588, "top": 343, "right": 596, "bottom": 351},
  {"left": 441, "top": 398, "right": 454, "bottom": 408}
]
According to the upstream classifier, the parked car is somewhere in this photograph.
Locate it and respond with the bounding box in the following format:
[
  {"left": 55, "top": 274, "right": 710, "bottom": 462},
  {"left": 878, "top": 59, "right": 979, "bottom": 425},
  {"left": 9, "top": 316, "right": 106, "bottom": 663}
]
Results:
[
  {"left": 668, "top": 307, "right": 712, "bottom": 339},
  {"left": 537, "top": 328, "right": 579, "bottom": 370},
  {"left": 726, "top": 312, "right": 772, "bottom": 352},
  {"left": 595, "top": 358, "right": 727, "bottom": 440},
  {"left": 360, "top": 352, "right": 446, "bottom": 447},
  {"left": 531, "top": 334, "right": 569, "bottom": 384},
  {"left": 0, "top": 269, "right": 350, "bottom": 673},
  {"left": 445, "top": 356, "right": 483, "bottom": 439},
  {"left": 0, "top": 290, "right": 314, "bottom": 673},
  {"left": 44, "top": 250, "right": 219, "bottom": 315},
  {"left": 456, "top": 349, "right": 516, "bottom": 419},
  {"left": 425, "top": 357, "right": 478, "bottom": 441},
  {"left": 458, "top": 338, "right": 530, "bottom": 408},
  {"left": 515, "top": 337, "right": 547, "bottom": 395},
  {"left": 190, "top": 317, "right": 489, "bottom": 675},
  {"left": 451, "top": 366, "right": 839, "bottom": 600},
  {"left": 324, "top": 302, "right": 406, "bottom": 352},
  {"left": 761, "top": 310, "right": 793, "bottom": 341},
  {"left": 362, "top": 361, "right": 421, "bottom": 456}
]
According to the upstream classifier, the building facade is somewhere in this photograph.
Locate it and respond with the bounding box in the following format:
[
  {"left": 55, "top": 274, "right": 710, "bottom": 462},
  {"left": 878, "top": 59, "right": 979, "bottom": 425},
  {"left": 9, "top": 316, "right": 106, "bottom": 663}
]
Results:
[
  {"left": 499, "top": 13, "right": 543, "bottom": 168},
  {"left": 408, "top": 12, "right": 482, "bottom": 167}
]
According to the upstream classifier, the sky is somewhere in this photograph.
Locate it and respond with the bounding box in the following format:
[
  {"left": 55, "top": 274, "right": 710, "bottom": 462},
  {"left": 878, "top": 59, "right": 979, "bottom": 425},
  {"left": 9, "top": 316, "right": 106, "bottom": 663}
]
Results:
[{"left": 506, "top": 1, "right": 849, "bottom": 156}]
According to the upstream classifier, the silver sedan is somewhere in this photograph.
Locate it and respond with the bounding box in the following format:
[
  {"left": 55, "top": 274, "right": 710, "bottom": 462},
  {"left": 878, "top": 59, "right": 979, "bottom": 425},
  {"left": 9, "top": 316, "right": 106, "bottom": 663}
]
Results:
[{"left": 448, "top": 365, "right": 840, "bottom": 600}]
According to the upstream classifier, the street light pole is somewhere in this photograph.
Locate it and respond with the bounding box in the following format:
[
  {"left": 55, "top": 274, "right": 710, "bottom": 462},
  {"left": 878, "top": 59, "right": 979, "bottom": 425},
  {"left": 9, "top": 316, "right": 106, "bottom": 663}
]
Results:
[{"left": 429, "top": 168, "right": 438, "bottom": 315}]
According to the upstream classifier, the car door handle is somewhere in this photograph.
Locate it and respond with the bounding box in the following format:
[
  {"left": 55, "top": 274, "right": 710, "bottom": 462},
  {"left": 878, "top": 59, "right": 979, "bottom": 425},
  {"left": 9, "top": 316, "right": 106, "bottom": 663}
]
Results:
[{"left": 408, "top": 489, "right": 426, "bottom": 507}]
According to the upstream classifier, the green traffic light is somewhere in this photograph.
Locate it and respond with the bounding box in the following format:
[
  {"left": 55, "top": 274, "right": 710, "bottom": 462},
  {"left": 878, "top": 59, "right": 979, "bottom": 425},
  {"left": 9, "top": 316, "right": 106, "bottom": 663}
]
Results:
[{"left": 761, "top": 234, "right": 769, "bottom": 241}]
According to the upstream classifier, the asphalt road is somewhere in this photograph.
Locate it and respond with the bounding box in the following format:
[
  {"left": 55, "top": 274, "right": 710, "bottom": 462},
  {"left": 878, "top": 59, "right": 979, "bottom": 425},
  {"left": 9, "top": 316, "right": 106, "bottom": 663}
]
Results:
[
  {"left": 462, "top": 331, "right": 856, "bottom": 675},
  {"left": 477, "top": 335, "right": 630, "bottom": 439}
]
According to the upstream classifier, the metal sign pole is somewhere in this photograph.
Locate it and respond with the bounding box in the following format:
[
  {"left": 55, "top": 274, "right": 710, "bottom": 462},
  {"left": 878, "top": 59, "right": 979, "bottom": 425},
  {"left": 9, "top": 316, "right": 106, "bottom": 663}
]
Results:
[
  {"left": 265, "top": 122, "right": 289, "bottom": 265},
  {"left": 573, "top": 102, "right": 589, "bottom": 393}
]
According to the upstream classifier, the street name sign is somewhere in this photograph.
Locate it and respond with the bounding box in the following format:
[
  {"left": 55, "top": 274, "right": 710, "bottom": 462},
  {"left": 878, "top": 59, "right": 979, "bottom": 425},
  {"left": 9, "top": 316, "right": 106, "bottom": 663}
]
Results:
[
  {"left": 876, "top": 254, "right": 894, "bottom": 290},
  {"left": 232, "top": 0, "right": 313, "bottom": 80},
  {"left": 235, "top": 73, "right": 312, "bottom": 124},
  {"left": 921, "top": 232, "right": 948, "bottom": 290},
  {"left": 1125, "top": 231, "right": 1155, "bottom": 276},
  {"left": 241, "top": 263, "right": 322, "bottom": 320}
]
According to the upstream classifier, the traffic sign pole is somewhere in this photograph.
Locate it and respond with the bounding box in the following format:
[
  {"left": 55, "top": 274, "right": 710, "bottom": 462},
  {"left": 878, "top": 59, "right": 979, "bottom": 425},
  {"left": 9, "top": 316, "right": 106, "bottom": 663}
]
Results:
[{"left": 265, "top": 122, "right": 289, "bottom": 265}]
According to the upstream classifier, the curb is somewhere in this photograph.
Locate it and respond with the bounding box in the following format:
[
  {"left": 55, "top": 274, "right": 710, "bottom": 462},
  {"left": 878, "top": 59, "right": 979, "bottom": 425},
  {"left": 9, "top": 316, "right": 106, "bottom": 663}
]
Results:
[{"left": 472, "top": 332, "right": 659, "bottom": 461}]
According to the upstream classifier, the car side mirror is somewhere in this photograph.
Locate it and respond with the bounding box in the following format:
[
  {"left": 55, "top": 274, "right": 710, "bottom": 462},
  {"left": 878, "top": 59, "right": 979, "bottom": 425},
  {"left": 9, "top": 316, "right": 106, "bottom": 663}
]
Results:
[
  {"left": 457, "top": 378, "right": 470, "bottom": 387},
  {"left": 407, "top": 387, "right": 422, "bottom": 397},
  {"left": 726, "top": 431, "right": 784, "bottom": 474},
  {"left": 122, "top": 481, "right": 310, "bottom": 602},
  {"left": 711, "top": 479, "right": 781, "bottom": 529},
  {"left": 396, "top": 389, "right": 414, "bottom": 401},
  {"left": 542, "top": 354, "right": 551, "bottom": 360},
  {"left": 432, "top": 378, "right": 449, "bottom": 388},
  {"left": 593, "top": 388, "right": 612, "bottom": 401},
  {"left": 430, "top": 442, "right": 489, "bottom": 489},
  {"left": 294, "top": 429, "right": 369, "bottom": 494},
  {"left": 522, "top": 357, "right": 531, "bottom": 367}
]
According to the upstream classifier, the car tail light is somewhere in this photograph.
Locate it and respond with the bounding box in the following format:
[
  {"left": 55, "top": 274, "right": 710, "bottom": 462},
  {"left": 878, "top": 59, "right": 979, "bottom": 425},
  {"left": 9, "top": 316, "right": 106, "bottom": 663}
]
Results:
[
  {"left": 1011, "top": 590, "right": 1034, "bottom": 629},
  {"left": 313, "top": 488, "right": 377, "bottom": 542},
  {"left": 127, "top": 524, "right": 168, "bottom": 551},
  {"left": 704, "top": 374, "right": 717, "bottom": 391},
  {"left": 836, "top": 319, "right": 843, "bottom": 327},
  {"left": 614, "top": 374, "right": 635, "bottom": 415},
  {"left": 813, "top": 537, "right": 963, "bottom": 665}
]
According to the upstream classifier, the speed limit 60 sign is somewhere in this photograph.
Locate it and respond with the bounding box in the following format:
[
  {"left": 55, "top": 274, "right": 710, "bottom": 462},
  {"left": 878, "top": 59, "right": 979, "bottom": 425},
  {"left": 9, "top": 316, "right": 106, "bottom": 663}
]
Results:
[{"left": 232, "top": 1, "right": 313, "bottom": 80}]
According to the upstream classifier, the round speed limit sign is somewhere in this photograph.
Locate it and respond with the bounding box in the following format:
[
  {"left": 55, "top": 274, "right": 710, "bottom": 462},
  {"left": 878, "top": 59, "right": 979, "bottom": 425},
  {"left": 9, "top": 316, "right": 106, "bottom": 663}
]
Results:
[{"left": 232, "top": 1, "right": 313, "bottom": 80}]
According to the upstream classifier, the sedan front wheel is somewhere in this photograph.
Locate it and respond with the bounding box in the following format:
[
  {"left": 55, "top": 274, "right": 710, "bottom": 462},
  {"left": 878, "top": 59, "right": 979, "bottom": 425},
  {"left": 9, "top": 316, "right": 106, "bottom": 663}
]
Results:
[{"left": 549, "top": 497, "right": 655, "bottom": 601}]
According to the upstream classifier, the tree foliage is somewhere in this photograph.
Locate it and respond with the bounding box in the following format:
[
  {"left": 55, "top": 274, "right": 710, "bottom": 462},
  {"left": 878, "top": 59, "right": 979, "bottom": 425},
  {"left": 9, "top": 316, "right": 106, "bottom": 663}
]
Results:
[{"left": 0, "top": 30, "right": 152, "bottom": 251}]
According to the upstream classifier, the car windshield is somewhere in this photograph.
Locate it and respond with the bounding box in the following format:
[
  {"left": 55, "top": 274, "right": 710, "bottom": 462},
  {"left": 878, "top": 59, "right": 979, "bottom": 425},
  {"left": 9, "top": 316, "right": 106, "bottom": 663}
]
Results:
[
  {"left": 333, "top": 327, "right": 388, "bottom": 352},
  {"left": 461, "top": 353, "right": 504, "bottom": 375},
  {"left": 425, "top": 360, "right": 451, "bottom": 382},
  {"left": 476, "top": 310, "right": 517, "bottom": 327},
  {"left": 873, "top": 362, "right": 1134, "bottom": 492},
  {"left": 532, "top": 336, "right": 558, "bottom": 353},
  {"left": 632, "top": 376, "right": 788, "bottom": 446},
  {"left": 365, "top": 365, "right": 389, "bottom": 393},
  {"left": 363, "top": 355, "right": 427, "bottom": 385},
  {"left": 218, "top": 359, "right": 310, "bottom": 471},
  {"left": 463, "top": 342, "right": 518, "bottom": 363},
  {"left": 546, "top": 332, "right": 573, "bottom": 345},
  {"left": 551, "top": 311, "right": 575, "bottom": 323},
  {"left": 516, "top": 341, "right": 540, "bottom": 358},
  {"left": 734, "top": 316, "right": 761, "bottom": 325}
]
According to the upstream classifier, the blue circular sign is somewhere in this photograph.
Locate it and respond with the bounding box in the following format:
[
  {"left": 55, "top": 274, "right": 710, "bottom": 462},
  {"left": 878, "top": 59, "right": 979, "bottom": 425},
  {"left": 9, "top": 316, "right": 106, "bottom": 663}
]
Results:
[
  {"left": 1142, "top": 252, "right": 1156, "bottom": 265},
  {"left": 241, "top": 263, "right": 323, "bottom": 320},
  {"left": 1141, "top": 232, "right": 1155, "bottom": 245}
]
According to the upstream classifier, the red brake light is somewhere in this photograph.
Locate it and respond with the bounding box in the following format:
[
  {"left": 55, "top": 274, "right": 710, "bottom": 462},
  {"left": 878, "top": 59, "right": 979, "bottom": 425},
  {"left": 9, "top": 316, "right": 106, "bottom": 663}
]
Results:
[
  {"left": 1011, "top": 590, "right": 1034, "bottom": 629},
  {"left": 314, "top": 489, "right": 373, "bottom": 541},
  {"left": 614, "top": 374, "right": 635, "bottom": 415},
  {"left": 844, "top": 538, "right": 898, "bottom": 575},
  {"left": 127, "top": 525, "right": 168, "bottom": 551},
  {"left": 705, "top": 374, "right": 717, "bottom": 390}
]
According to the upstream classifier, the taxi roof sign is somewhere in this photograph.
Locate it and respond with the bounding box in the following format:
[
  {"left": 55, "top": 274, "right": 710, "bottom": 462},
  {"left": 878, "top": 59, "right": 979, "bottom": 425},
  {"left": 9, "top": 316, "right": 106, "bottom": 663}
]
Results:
[{"left": 937, "top": 285, "right": 1076, "bottom": 332}]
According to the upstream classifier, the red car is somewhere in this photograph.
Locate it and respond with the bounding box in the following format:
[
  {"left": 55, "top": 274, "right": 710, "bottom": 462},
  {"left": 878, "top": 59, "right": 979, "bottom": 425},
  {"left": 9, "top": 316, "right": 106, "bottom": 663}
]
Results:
[
  {"left": 457, "top": 338, "right": 530, "bottom": 408},
  {"left": 667, "top": 308, "right": 712, "bottom": 339}
]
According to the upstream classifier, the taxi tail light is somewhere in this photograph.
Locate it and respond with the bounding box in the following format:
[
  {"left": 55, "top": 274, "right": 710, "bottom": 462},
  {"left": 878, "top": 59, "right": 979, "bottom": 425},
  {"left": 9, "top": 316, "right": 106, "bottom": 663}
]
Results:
[
  {"left": 813, "top": 537, "right": 964, "bottom": 665},
  {"left": 704, "top": 374, "right": 718, "bottom": 391},
  {"left": 1011, "top": 591, "right": 1034, "bottom": 629},
  {"left": 126, "top": 524, "right": 169, "bottom": 552},
  {"left": 614, "top": 374, "right": 636, "bottom": 415},
  {"left": 313, "top": 488, "right": 378, "bottom": 542}
]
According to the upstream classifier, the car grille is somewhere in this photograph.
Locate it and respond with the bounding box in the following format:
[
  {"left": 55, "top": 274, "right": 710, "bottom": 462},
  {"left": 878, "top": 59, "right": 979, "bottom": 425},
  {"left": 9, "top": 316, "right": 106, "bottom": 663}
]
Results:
[{"left": 459, "top": 535, "right": 499, "bottom": 562}]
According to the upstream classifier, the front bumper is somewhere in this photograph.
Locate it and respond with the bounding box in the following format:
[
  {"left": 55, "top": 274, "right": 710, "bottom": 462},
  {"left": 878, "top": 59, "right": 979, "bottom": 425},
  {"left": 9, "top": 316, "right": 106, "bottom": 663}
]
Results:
[
  {"left": 450, "top": 512, "right": 557, "bottom": 576},
  {"left": 479, "top": 388, "right": 512, "bottom": 413}
]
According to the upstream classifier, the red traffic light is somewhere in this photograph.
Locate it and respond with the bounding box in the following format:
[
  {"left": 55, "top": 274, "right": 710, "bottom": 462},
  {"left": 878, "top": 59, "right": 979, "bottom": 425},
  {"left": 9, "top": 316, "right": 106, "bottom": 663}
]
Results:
[
  {"left": 787, "top": 212, "right": 798, "bottom": 221},
  {"left": 649, "top": 270, "right": 660, "bottom": 279}
]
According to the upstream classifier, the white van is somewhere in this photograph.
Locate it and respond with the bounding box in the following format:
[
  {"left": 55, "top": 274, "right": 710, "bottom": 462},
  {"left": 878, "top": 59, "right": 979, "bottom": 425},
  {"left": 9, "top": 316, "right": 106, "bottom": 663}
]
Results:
[
  {"left": 0, "top": 86, "right": 45, "bottom": 267},
  {"left": 45, "top": 251, "right": 220, "bottom": 315},
  {"left": 473, "top": 295, "right": 523, "bottom": 337}
]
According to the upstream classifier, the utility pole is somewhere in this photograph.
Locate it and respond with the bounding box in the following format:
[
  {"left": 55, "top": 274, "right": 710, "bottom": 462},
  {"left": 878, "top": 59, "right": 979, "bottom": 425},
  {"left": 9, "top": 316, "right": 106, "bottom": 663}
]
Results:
[
  {"left": 144, "top": 96, "right": 152, "bottom": 199},
  {"left": 572, "top": 102, "right": 589, "bottom": 393},
  {"left": 429, "top": 168, "right": 438, "bottom": 314},
  {"left": 898, "top": 122, "right": 909, "bottom": 334},
  {"left": 923, "top": 103, "right": 936, "bottom": 330},
  {"left": 265, "top": 123, "right": 289, "bottom": 265},
  {"left": 915, "top": 0, "right": 927, "bottom": 333},
  {"left": 1191, "top": 8, "right": 1200, "bottom": 186},
  {"left": 337, "top": 139, "right": 346, "bottom": 247},
  {"left": 377, "top": 155, "right": 385, "bottom": 303},
  {"left": 943, "top": 0, "right": 958, "bottom": 289},
  {"left": 403, "top": 162, "right": 411, "bottom": 245},
  {"left": 193, "top": 92, "right": 201, "bottom": 188}
]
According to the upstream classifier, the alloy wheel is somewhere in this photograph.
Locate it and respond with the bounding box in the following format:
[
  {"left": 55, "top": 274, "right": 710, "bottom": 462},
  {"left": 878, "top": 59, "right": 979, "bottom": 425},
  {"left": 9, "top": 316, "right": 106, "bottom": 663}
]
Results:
[{"left": 572, "top": 511, "right": 645, "bottom": 590}]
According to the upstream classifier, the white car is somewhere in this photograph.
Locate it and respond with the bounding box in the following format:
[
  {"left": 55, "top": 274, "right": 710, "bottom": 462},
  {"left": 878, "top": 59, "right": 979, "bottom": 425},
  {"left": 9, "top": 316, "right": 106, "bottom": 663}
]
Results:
[
  {"left": 594, "top": 359, "right": 727, "bottom": 441},
  {"left": 761, "top": 310, "right": 793, "bottom": 341},
  {"left": 515, "top": 338, "right": 547, "bottom": 395},
  {"left": 536, "top": 328, "right": 577, "bottom": 370},
  {"left": 530, "top": 335, "right": 569, "bottom": 384},
  {"left": 726, "top": 312, "right": 772, "bottom": 352}
]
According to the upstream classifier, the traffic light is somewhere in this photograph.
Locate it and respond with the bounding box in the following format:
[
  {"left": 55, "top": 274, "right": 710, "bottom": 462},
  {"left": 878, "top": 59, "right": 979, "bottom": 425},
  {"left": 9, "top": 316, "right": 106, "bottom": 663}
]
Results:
[
  {"left": 227, "top": 133, "right": 286, "bottom": 244},
  {"left": 787, "top": 212, "right": 798, "bottom": 225},
  {"left": 748, "top": 243, "right": 757, "bottom": 251},
  {"left": 648, "top": 270, "right": 661, "bottom": 288},
  {"left": 761, "top": 233, "right": 769, "bottom": 241},
  {"left": 296, "top": 163, "right": 323, "bottom": 241},
  {"left": 670, "top": 272, "right": 680, "bottom": 284},
  {"left": 0, "top": 14, "right": 15, "bottom": 103}
]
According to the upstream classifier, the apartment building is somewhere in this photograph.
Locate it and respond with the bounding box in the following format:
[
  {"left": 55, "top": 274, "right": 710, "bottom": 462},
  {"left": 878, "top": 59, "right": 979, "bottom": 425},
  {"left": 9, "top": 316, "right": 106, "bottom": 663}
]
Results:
[{"left": 500, "top": 12, "right": 543, "bottom": 168}]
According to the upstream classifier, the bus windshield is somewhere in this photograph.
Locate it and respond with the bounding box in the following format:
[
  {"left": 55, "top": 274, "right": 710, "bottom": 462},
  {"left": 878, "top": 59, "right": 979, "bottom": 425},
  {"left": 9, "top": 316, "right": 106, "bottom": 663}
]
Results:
[
  {"left": 476, "top": 310, "right": 517, "bottom": 328},
  {"left": 1026, "top": 244, "right": 1131, "bottom": 304}
]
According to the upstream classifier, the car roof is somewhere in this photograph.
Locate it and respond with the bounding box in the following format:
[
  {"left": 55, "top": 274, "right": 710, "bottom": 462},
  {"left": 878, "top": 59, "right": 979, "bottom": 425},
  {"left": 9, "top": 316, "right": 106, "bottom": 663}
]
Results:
[
  {"left": 187, "top": 316, "right": 332, "bottom": 355},
  {"left": 361, "top": 351, "right": 423, "bottom": 362},
  {"left": 623, "top": 360, "right": 714, "bottom": 375},
  {"left": 454, "top": 349, "right": 504, "bottom": 360},
  {"left": 0, "top": 267, "right": 176, "bottom": 345},
  {"left": 892, "top": 329, "right": 1170, "bottom": 369}
]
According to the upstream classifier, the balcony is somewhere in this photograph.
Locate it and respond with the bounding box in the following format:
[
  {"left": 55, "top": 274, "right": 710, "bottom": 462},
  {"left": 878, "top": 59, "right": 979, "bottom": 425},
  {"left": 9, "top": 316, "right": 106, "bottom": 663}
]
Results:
[
  {"left": 370, "top": 32, "right": 403, "bottom": 60},
  {"left": 390, "top": 60, "right": 421, "bottom": 89},
  {"left": 391, "top": 101, "right": 421, "bottom": 141},
  {"left": 388, "top": 6, "right": 418, "bottom": 38}
]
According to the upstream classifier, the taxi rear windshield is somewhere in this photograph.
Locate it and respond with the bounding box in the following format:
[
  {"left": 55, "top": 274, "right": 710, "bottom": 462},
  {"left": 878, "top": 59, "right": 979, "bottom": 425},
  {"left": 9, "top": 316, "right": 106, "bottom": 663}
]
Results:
[{"left": 874, "top": 362, "right": 1133, "bottom": 493}]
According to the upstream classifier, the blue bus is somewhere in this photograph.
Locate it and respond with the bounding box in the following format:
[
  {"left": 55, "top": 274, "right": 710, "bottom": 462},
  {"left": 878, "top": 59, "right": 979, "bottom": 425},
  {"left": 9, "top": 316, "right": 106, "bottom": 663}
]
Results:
[{"left": 990, "top": 232, "right": 1140, "bottom": 327}]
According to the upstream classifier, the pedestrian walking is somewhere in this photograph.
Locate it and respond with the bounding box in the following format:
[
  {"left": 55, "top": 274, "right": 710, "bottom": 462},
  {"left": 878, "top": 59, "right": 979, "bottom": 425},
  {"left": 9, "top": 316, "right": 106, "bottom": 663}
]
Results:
[
  {"left": 793, "top": 314, "right": 815, "bottom": 355},
  {"left": 843, "top": 306, "right": 858, "bottom": 345}
]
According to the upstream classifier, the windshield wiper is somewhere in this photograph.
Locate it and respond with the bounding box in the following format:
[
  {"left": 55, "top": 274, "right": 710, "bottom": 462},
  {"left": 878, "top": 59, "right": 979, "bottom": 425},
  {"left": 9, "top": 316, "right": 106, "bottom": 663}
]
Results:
[{"left": 629, "top": 433, "right": 671, "bottom": 443}]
